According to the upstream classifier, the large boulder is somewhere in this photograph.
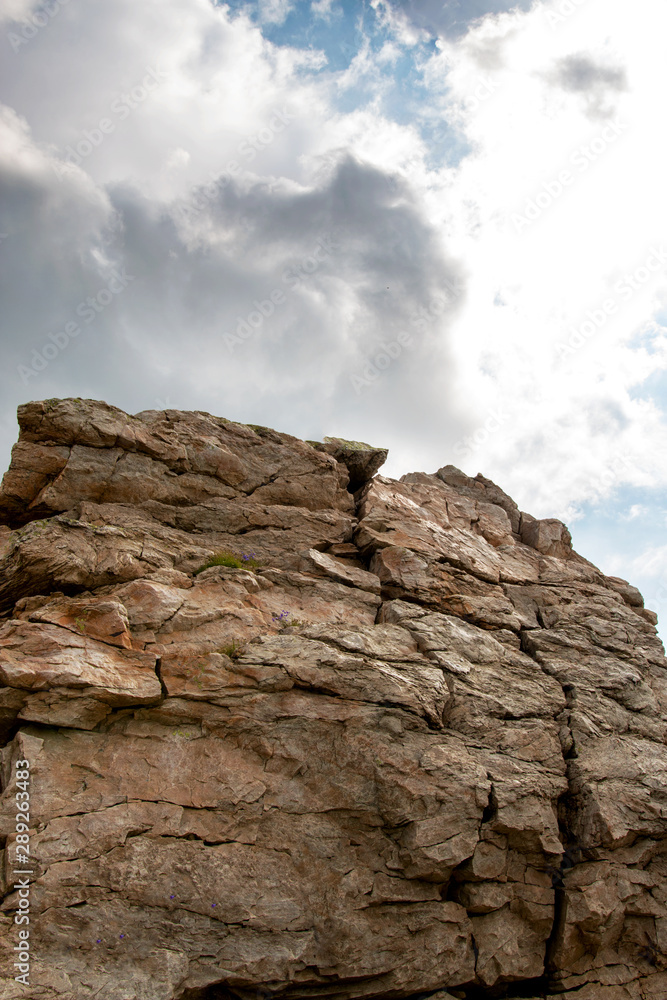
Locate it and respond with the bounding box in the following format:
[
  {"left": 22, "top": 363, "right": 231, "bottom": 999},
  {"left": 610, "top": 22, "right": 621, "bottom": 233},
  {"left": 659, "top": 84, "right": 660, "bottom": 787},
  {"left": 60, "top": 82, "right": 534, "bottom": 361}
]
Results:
[{"left": 0, "top": 399, "right": 664, "bottom": 1000}]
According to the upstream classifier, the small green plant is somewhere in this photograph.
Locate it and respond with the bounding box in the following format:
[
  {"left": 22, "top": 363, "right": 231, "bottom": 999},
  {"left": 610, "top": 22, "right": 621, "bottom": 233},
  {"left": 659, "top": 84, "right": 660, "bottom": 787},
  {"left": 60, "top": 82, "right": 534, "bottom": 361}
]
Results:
[
  {"left": 73, "top": 608, "right": 92, "bottom": 633},
  {"left": 194, "top": 550, "right": 243, "bottom": 574},
  {"left": 194, "top": 550, "right": 261, "bottom": 575},
  {"left": 219, "top": 641, "right": 245, "bottom": 660}
]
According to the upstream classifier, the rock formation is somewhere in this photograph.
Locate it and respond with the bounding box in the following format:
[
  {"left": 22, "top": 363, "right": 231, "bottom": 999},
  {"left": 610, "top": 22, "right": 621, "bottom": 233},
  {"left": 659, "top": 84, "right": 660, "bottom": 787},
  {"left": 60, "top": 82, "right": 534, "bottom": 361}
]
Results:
[{"left": 0, "top": 397, "right": 665, "bottom": 1000}]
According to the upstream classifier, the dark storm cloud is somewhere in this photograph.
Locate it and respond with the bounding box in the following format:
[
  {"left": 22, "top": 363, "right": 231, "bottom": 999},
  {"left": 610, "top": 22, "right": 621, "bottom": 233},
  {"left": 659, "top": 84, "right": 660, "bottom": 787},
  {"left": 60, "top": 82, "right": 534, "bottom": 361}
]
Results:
[
  {"left": 392, "top": 0, "right": 535, "bottom": 38},
  {"left": 549, "top": 53, "right": 628, "bottom": 119},
  {"left": 0, "top": 139, "right": 468, "bottom": 476},
  {"left": 0, "top": 110, "right": 117, "bottom": 377},
  {"left": 110, "top": 153, "right": 466, "bottom": 406},
  {"left": 554, "top": 54, "right": 627, "bottom": 94}
]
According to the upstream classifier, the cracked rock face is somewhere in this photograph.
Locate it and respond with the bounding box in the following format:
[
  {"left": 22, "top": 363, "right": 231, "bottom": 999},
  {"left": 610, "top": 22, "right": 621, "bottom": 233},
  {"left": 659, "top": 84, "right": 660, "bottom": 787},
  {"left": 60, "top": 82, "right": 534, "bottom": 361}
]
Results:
[{"left": 0, "top": 398, "right": 665, "bottom": 1000}]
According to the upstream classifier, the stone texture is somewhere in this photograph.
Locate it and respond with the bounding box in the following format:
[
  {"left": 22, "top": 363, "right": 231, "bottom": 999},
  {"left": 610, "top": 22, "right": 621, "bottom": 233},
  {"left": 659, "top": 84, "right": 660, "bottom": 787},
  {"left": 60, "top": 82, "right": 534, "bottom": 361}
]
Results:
[
  {"left": 0, "top": 398, "right": 664, "bottom": 1000},
  {"left": 0, "top": 399, "right": 354, "bottom": 527},
  {"left": 309, "top": 436, "right": 389, "bottom": 492}
]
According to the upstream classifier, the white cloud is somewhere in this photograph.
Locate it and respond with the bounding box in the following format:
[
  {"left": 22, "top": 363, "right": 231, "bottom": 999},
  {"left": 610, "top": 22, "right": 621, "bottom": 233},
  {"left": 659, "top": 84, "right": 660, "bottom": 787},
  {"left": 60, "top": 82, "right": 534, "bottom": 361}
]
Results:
[
  {"left": 311, "top": 0, "right": 336, "bottom": 19},
  {"left": 369, "top": 0, "right": 429, "bottom": 47},
  {"left": 622, "top": 504, "right": 649, "bottom": 521},
  {"left": 398, "top": 0, "right": 667, "bottom": 516},
  {"left": 258, "top": 0, "right": 294, "bottom": 25},
  {"left": 625, "top": 543, "right": 667, "bottom": 583},
  {"left": 0, "top": 0, "right": 37, "bottom": 27}
]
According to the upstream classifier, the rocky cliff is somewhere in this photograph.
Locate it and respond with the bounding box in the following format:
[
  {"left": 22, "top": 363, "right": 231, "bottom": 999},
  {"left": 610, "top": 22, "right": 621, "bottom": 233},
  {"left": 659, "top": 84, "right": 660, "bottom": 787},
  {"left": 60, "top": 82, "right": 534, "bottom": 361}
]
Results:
[{"left": 0, "top": 398, "right": 665, "bottom": 1000}]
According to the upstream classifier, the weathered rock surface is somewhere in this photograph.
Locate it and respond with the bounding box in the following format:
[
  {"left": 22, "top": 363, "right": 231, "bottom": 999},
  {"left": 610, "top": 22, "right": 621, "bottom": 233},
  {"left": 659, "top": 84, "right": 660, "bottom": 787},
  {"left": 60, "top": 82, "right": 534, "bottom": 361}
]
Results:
[{"left": 0, "top": 398, "right": 665, "bottom": 1000}]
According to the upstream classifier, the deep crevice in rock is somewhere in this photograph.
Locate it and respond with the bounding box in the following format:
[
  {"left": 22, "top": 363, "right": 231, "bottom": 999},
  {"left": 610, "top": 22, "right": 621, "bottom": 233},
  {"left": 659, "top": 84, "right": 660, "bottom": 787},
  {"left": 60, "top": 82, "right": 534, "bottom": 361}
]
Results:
[
  {"left": 155, "top": 656, "right": 169, "bottom": 698},
  {"left": 516, "top": 627, "right": 585, "bottom": 995},
  {"left": 454, "top": 979, "right": 558, "bottom": 999}
]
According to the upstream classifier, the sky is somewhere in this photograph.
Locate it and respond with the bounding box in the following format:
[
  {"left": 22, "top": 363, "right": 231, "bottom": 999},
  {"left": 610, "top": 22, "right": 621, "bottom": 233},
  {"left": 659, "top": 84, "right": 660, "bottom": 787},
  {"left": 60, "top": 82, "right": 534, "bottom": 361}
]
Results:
[{"left": 1, "top": 0, "right": 666, "bottom": 642}]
